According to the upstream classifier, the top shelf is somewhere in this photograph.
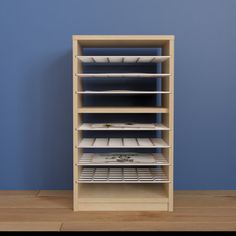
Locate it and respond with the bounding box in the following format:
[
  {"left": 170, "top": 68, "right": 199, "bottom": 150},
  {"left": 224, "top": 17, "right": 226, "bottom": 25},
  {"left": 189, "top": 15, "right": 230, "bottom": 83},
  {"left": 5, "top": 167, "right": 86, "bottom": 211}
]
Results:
[
  {"left": 75, "top": 73, "right": 170, "bottom": 78},
  {"left": 77, "top": 56, "right": 170, "bottom": 64}
]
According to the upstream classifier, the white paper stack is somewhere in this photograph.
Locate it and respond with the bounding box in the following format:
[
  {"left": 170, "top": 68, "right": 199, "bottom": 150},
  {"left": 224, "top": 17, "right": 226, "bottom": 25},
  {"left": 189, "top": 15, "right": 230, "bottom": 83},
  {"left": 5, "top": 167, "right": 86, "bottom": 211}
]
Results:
[
  {"left": 92, "top": 153, "right": 156, "bottom": 164},
  {"left": 91, "top": 123, "right": 156, "bottom": 129}
]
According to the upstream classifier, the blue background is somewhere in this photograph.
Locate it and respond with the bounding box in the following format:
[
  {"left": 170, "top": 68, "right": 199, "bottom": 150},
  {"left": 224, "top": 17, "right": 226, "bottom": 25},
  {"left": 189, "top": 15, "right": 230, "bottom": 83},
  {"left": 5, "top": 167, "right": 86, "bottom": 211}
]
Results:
[{"left": 0, "top": 0, "right": 236, "bottom": 190}]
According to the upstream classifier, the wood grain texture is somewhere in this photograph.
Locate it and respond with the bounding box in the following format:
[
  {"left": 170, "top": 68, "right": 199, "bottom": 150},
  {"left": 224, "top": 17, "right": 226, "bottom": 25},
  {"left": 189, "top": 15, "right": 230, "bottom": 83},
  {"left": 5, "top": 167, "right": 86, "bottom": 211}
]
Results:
[
  {"left": 0, "top": 191, "right": 38, "bottom": 196},
  {"left": 0, "top": 196, "right": 71, "bottom": 209},
  {"left": 61, "top": 221, "right": 236, "bottom": 231},
  {"left": 0, "top": 207, "right": 235, "bottom": 223},
  {"left": 0, "top": 190, "right": 235, "bottom": 231},
  {"left": 37, "top": 190, "right": 72, "bottom": 197},
  {"left": 0, "top": 222, "right": 62, "bottom": 231}
]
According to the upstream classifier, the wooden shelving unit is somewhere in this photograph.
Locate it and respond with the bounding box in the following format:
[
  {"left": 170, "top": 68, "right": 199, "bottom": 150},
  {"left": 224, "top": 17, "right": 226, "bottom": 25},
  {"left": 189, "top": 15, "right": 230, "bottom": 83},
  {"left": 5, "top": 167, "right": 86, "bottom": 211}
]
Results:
[{"left": 73, "top": 35, "right": 174, "bottom": 211}]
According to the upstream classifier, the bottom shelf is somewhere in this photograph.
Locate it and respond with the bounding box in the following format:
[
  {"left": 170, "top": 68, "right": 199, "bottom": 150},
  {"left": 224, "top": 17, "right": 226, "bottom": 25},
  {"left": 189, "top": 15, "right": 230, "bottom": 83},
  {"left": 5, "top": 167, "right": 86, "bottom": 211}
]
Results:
[
  {"left": 76, "top": 183, "right": 169, "bottom": 211},
  {"left": 78, "top": 167, "right": 169, "bottom": 183}
]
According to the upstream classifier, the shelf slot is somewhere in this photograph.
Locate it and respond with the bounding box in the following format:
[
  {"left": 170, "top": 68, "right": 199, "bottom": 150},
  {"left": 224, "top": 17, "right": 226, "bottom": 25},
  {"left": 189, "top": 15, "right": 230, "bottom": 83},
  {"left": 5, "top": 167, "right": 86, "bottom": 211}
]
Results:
[
  {"left": 108, "top": 138, "right": 123, "bottom": 147},
  {"left": 123, "top": 138, "right": 137, "bottom": 147},
  {"left": 77, "top": 153, "right": 169, "bottom": 166},
  {"left": 77, "top": 166, "right": 169, "bottom": 183},
  {"left": 78, "top": 138, "right": 169, "bottom": 148},
  {"left": 77, "top": 56, "right": 170, "bottom": 64},
  {"left": 78, "top": 123, "right": 169, "bottom": 131}
]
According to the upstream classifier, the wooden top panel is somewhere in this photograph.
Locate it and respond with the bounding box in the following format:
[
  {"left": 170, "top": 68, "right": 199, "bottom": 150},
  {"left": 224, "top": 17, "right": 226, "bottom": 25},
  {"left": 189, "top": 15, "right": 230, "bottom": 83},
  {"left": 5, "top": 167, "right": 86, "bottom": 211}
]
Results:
[{"left": 72, "top": 35, "right": 175, "bottom": 47}]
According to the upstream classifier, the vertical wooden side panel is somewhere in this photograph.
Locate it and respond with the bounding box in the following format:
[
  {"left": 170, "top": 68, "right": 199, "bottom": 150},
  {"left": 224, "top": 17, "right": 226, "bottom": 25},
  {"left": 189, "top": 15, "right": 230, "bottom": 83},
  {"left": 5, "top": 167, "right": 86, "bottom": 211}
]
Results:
[
  {"left": 72, "top": 38, "right": 78, "bottom": 211},
  {"left": 169, "top": 39, "right": 174, "bottom": 211},
  {"left": 162, "top": 39, "right": 174, "bottom": 211},
  {"left": 73, "top": 38, "right": 83, "bottom": 211}
]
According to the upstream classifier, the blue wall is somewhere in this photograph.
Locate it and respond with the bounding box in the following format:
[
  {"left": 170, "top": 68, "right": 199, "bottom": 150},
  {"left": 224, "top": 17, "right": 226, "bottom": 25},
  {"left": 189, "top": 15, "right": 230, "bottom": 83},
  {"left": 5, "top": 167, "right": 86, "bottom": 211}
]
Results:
[{"left": 0, "top": 0, "right": 236, "bottom": 190}]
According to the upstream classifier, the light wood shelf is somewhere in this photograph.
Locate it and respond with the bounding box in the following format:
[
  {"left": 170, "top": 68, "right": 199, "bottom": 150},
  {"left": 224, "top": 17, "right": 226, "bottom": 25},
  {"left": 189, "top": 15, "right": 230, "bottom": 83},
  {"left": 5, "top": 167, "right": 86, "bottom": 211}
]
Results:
[
  {"left": 77, "top": 166, "right": 169, "bottom": 183},
  {"left": 77, "top": 55, "right": 170, "bottom": 63},
  {"left": 76, "top": 73, "right": 171, "bottom": 78},
  {"left": 73, "top": 35, "right": 174, "bottom": 212},
  {"left": 78, "top": 123, "right": 169, "bottom": 130},
  {"left": 78, "top": 107, "right": 168, "bottom": 113},
  {"left": 78, "top": 138, "right": 169, "bottom": 148},
  {"left": 76, "top": 90, "right": 170, "bottom": 94},
  {"left": 77, "top": 153, "right": 169, "bottom": 166}
]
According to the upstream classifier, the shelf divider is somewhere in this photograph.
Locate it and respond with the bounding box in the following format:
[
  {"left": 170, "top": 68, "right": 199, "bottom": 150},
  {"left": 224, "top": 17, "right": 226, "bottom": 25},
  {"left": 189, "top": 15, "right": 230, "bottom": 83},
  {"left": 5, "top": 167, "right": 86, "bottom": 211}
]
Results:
[
  {"left": 77, "top": 153, "right": 169, "bottom": 166},
  {"left": 78, "top": 166, "right": 169, "bottom": 183},
  {"left": 78, "top": 123, "right": 169, "bottom": 131},
  {"left": 76, "top": 90, "right": 171, "bottom": 94},
  {"left": 75, "top": 73, "right": 171, "bottom": 78},
  {"left": 77, "top": 55, "right": 170, "bottom": 64},
  {"left": 78, "top": 138, "right": 169, "bottom": 148},
  {"left": 77, "top": 107, "right": 168, "bottom": 113}
]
